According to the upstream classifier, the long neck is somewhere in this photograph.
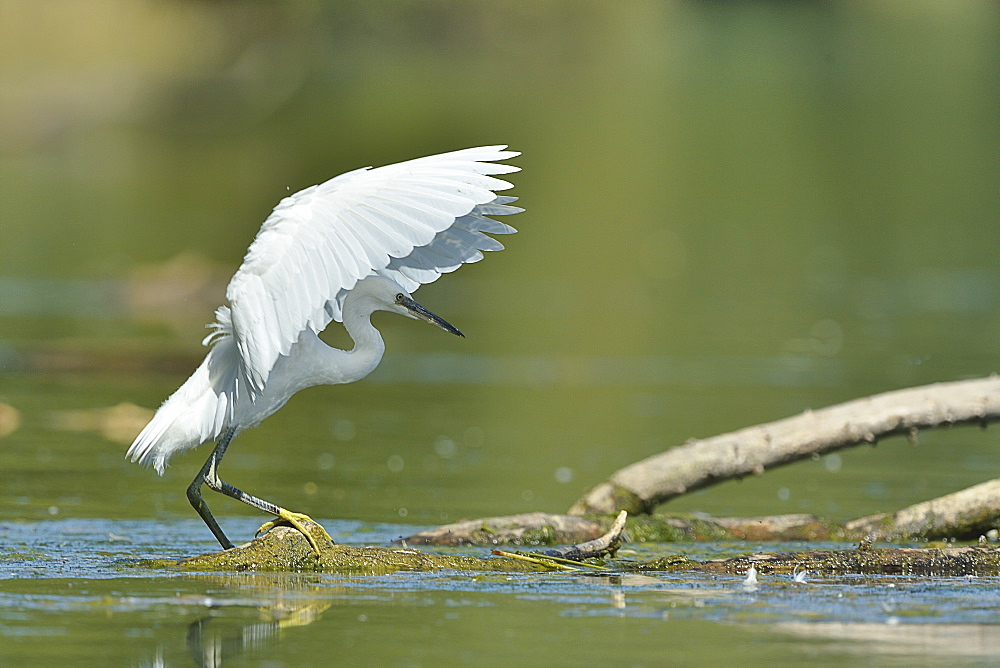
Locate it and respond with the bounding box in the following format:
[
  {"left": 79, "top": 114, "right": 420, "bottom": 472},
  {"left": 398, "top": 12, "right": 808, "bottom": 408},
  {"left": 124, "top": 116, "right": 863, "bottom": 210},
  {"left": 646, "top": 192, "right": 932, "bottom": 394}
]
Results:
[
  {"left": 339, "top": 301, "right": 386, "bottom": 382},
  {"left": 306, "top": 299, "right": 385, "bottom": 385},
  {"left": 240, "top": 300, "right": 386, "bottom": 429},
  {"left": 280, "top": 297, "right": 386, "bottom": 394},
  {"left": 290, "top": 328, "right": 382, "bottom": 391}
]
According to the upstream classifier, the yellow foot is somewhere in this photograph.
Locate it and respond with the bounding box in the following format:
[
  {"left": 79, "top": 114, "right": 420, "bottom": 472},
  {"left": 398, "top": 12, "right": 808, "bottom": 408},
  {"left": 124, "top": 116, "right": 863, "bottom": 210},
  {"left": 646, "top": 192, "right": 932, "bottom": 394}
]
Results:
[{"left": 256, "top": 509, "right": 333, "bottom": 556}]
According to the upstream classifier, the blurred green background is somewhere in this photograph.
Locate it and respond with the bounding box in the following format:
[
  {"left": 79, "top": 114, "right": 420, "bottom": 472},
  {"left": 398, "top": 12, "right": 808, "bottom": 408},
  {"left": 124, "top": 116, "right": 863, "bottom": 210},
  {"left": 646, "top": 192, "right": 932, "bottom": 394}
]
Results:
[{"left": 1, "top": 0, "right": 999, "bottom": 527}]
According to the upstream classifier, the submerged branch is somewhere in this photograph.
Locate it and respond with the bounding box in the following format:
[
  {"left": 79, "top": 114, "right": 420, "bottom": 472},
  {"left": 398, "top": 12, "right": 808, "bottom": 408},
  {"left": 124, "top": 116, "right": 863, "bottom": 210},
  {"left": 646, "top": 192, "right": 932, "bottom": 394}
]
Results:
[
  {"left": 146, "top": 515, "right": 628, "bottom": 574},
  {"left": 688, "top": 544, "right": 1000, "bottom": 577},
  {"left": 569, "top": 376, "right": 1000, "bottom": 516}
]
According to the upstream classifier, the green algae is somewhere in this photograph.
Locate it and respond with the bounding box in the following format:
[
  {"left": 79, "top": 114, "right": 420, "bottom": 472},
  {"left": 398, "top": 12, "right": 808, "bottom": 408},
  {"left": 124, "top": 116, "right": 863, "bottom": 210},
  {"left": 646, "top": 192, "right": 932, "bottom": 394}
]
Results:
[
  {"left": 129, "top": 518, "right": 1000, "bottom": 578},
  {"left": 696, "top": 544, "right": 1000, "bottom": 577},
  {"left": 137, "top": 523, "right": 553, "bottom": 574}
]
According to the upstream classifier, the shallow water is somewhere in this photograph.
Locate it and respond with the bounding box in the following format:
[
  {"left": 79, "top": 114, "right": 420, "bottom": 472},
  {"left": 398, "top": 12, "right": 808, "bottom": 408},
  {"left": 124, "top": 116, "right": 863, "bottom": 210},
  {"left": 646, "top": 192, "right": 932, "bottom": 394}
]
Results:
[
  {"left": 3, "top": 518, "right": 1000, "bottom": 666},
  {"left": 4, "top": 1, "right": 1000, "bottom": 665},
  {"left": 5, "top": 361, "right": 1000, "bottom": 666}
]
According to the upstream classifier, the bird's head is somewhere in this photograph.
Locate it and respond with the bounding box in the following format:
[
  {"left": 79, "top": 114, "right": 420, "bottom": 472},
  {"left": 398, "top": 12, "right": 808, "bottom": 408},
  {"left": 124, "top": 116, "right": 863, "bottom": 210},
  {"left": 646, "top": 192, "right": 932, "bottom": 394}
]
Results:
[{"left": 352, "top": 275, "right": 464, "bottom": 337}]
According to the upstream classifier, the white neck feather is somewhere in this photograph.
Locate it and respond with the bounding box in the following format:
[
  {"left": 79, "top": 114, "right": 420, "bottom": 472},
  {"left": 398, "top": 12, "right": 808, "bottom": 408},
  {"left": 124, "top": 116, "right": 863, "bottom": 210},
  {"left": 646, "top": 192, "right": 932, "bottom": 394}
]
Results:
[{"left": 277, "top": 287, "right": 390, "bottom": 394}]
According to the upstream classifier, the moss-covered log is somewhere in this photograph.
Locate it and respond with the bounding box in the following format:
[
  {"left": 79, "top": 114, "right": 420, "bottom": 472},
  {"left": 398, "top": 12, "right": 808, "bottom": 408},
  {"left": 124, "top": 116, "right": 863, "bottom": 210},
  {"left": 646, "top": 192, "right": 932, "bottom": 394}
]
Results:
[
  {"left": 140, "top": 522, "right": 553, "bottom": 573},
  {"left": 140, "top": 517, "right": 628, "bottom": 574},
  {"left": 401, "top": 509, "right": 1000, "bottom": 547},
  {"left": 396, "top": 512, "right": 606, "bottom": 547},
  {"left": 136, "top": 517, "right": 1000, "bottom": 578},
  {"left": 845, "top": 478, "right": 1000, "bottom": 540},
  {"left": 401, "top": 474, "right": 1000, "bottom": 547},
  {"left": 398, "top": 512, "right": 842, "bottom": 546}
]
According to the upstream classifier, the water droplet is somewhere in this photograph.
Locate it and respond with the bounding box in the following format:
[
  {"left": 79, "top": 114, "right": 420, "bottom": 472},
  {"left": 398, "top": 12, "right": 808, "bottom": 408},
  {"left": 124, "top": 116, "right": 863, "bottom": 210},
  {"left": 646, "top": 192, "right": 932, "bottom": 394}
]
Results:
[
  {"left": 554, "top": 466, "right": 574, "bottom": 484},
  {"left": 434, "top": 437, "right": 457, "bottom": 459},
  {"left": 332, "top": 419, "right": 356, "bottom": 441}
]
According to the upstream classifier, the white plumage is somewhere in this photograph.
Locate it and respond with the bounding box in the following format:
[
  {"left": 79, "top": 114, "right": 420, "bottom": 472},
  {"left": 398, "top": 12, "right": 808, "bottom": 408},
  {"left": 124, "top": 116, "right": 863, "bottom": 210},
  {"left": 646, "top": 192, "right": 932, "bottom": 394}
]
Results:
[{"left": 126, "top": 146, "right": 521, "bottom": 551}]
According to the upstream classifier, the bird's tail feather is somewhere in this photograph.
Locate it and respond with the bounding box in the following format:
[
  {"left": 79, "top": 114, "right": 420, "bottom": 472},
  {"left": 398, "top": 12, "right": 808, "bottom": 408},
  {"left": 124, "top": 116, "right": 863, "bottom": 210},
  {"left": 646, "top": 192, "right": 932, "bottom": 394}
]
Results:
[
  {"left": 127, "top": 306, "right": 238, "bottom": 475},
  {"left": 126, "top": 405, "right": 180, "bottom": 475}
]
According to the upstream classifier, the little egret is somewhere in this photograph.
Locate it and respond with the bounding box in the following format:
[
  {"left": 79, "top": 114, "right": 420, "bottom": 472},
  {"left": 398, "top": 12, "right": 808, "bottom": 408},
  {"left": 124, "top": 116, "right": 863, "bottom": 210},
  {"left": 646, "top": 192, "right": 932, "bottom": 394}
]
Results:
[{"left": 127, "top": 146, "right": 521, "bottom": 553}]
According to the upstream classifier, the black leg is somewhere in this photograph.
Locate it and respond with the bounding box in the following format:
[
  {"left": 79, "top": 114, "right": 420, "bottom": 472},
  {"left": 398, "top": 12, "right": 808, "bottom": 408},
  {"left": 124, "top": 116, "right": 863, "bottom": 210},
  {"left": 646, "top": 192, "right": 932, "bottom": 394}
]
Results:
[
  {"left": 186, "top": 427, "right": 331, "bottom": 554},
  {"left": 187, "top": 427, "right": 238, "bottom": 550}
]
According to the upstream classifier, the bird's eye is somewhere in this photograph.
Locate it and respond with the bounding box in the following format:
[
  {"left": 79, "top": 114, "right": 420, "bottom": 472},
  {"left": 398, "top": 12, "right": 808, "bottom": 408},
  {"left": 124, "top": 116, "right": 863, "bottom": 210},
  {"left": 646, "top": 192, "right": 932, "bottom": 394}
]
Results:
[{"left": 395, "top": 293, "right": 405, "bottom": 302}]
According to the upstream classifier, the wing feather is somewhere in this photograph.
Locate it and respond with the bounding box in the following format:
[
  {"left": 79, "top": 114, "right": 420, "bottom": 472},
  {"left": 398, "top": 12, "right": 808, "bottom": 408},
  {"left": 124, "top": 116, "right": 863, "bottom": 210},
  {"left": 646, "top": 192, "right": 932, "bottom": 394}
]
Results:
[{"left": 225, "top": 146, "right": 520, "bottom": 396}]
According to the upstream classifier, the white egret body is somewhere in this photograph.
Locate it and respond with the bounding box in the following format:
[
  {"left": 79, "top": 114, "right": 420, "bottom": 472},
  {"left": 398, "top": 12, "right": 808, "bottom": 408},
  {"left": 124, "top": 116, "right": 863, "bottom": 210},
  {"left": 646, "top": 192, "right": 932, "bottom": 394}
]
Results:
[{"left": 127, "top": 146, "right": 521, "bottom": 552}]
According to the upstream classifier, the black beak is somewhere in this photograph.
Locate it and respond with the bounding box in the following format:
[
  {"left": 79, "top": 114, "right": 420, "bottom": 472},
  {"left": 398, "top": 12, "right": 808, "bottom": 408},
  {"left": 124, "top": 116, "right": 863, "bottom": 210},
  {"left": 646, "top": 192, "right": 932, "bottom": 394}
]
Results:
[{"left": 401, "top": 297, "right": 464, "bottom": 337}]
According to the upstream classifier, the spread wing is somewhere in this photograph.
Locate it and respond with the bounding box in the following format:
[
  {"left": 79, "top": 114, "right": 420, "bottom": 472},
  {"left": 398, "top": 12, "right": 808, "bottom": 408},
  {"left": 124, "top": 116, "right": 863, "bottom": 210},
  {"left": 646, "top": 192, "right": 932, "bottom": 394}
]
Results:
[{"left": 224, "top": 145, "right": 521, "bottom": 397}]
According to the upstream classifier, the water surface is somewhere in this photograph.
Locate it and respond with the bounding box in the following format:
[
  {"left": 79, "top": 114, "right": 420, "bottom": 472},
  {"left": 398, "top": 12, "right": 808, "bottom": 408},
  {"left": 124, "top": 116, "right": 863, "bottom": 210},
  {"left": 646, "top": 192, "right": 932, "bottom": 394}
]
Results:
[
  {"left": 3, "top": 518, "right": 1000, "bottom": 666},
  {"left": 3, "top": 1, "right": 1000, "bottom": 665}
]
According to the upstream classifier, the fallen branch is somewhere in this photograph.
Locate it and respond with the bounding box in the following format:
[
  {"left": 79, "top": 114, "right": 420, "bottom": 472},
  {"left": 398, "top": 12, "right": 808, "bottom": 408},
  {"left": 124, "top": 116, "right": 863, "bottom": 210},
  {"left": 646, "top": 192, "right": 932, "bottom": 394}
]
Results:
[
  {"left": 397, "top": 511, "right": 820, "bottom": 546},
  {"left": 393, "top": 512, "right": 605, "bottom": 547},
  {"left": 542, "top": 510, "right": 627, "bottom": 561},
  {"left": 845, "top": 478, "right": 1000, "bottom": 541},
  {"left": 139, "top": 376, "right": 1000, "bottom": 574},
  {"left": 635, "top": 477, "right": 1000, "bottom": 542},
  {"left": 569, "top": 376, "right": 1000, "bottom": 515},
  {"left": 398, "top": 477, "right": 1000, "bottom": 546},
  {"left": 489, "top": 512, "right": 628, "bottom": 571}
]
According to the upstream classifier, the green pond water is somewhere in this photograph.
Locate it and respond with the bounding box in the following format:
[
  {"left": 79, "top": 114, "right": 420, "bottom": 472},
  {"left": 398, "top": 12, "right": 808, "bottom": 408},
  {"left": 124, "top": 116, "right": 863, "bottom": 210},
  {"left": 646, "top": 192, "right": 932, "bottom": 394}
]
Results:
[
  {"left": 4, "top": 1, "right": 1000, "bottom": 665},
  {"left": 4, "top": 517, "right": 1000, "bottom": 666}
]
